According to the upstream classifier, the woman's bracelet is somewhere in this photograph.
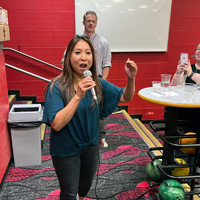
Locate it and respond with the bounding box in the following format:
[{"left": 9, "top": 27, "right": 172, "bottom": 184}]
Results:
[{"left": 188, "top": 71, "right": 195, "bottom": 79}]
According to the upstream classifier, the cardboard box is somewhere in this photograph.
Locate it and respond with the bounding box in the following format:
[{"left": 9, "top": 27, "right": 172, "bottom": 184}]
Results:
[
  {"left": 0, "top": 25, "right": 10, "bottom": 42},
  {"left": 0, "top": 7, "right": 8, "bottom": 25}
]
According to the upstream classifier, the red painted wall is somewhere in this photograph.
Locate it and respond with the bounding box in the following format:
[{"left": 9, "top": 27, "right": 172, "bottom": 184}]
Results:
[
  {"left": 0, "top": 50, "right": 12, "bottom": 183},
  {"left": 1, "top": 0, "right": 200, "bottom": 120}
]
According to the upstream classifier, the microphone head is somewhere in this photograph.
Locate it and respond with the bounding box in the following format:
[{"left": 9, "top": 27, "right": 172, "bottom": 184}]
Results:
[{"left": 83, "top": 70, "right": 92, "bottom": 78}]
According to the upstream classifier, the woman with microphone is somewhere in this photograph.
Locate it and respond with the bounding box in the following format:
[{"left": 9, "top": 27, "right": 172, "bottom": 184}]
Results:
[{"left": 43, "top": 35, "right": 138, "bottom": 200}]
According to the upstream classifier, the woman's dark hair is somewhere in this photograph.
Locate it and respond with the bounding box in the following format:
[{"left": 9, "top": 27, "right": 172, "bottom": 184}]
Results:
[{"left": 44, "top": 35, "right": 103, "bottom": 107}]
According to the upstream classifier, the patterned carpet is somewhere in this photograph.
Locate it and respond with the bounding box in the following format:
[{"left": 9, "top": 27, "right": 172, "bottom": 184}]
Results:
[{"left": 0, "top": 112, "right": 159, "bottom": 200}]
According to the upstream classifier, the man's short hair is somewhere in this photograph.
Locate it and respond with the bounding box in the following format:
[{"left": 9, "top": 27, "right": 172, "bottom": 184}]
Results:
[{"left": 83, "top": 11, "right": 98, "bottom": 21}]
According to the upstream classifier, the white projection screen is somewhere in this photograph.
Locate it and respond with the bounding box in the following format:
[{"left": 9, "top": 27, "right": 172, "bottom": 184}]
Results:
[{"left": 75, "top": 0, "right": 172, "bottom": 52}]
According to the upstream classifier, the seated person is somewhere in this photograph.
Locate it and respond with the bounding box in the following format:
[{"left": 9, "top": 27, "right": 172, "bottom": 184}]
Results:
[
  {"left": 170, "top": 42, "right": 200, "bottom": 86},
  {"left": 169, "top": 43, "right": 200, "bottom": 173}
]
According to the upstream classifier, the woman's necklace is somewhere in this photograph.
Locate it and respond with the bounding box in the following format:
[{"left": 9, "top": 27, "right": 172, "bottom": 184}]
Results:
[{"left": 195, "top": 63, "right": 200, "bottom": 73}]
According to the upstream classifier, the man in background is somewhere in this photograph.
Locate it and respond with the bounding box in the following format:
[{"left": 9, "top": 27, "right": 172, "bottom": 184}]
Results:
[{"left": 61, "top": 11, "right": 112, "bottom": 147}]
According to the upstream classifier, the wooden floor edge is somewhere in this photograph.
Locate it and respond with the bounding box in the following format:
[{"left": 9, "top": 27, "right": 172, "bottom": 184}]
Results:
[
  {"left": 134, "top": 118, "right": 163, "bottom": 148},
  {"left": 8, "top": 95, "right": 15, "bottom": 103},
  {"left": 41, "top": 123, "right": 46, "bottom": 140},
  {"left": 120, "top": 110, "right": 162, "bottom": 156}
]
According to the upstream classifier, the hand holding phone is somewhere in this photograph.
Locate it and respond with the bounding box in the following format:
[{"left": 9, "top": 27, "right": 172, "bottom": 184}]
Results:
[{"left": 180, "top": 53, "right": 188, "bottom": 64}]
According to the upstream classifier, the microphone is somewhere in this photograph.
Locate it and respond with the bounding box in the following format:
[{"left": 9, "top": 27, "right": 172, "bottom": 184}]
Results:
[{"left": 83, "top": 70, "right": 98, "bottom": 105}]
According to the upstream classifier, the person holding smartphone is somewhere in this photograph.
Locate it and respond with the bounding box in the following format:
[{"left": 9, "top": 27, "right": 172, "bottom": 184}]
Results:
[
  {"left": 170, "top": 43, "right": 200, "bottom": 85},
  {"left": 169, "top": 43, "right": 200, "bottom": 174}
]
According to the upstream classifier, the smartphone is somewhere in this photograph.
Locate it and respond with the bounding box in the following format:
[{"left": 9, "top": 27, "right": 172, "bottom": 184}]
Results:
[{"left": 180, "top": 53, "right": 188, "bottom": 64}]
